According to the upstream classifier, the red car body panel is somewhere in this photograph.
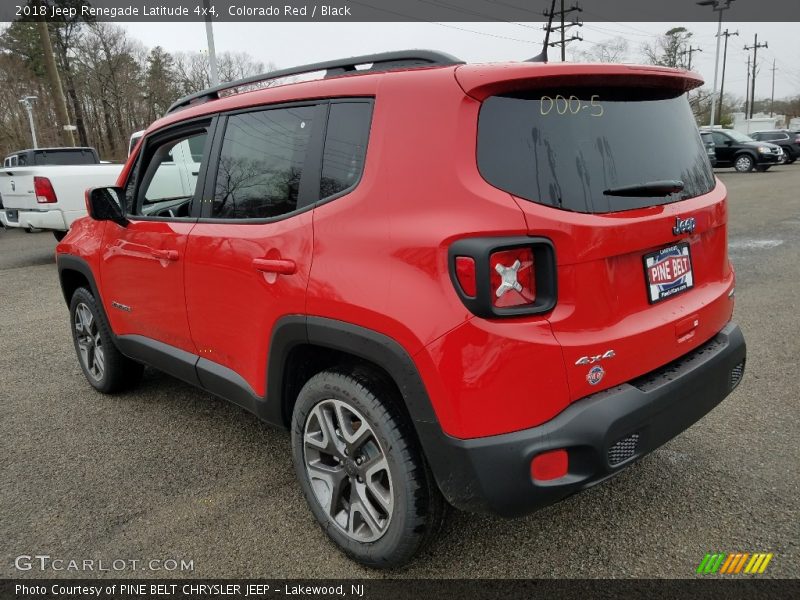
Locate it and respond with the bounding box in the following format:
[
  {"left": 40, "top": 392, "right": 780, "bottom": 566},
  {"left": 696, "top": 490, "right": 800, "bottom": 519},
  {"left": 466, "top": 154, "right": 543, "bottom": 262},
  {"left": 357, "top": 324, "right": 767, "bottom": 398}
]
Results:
[
  {"left": 57, "top": 60, "right": 736, "bottom": 442},
  {"left": 184, "top": 214, "right": 314, "bottom": 398}
]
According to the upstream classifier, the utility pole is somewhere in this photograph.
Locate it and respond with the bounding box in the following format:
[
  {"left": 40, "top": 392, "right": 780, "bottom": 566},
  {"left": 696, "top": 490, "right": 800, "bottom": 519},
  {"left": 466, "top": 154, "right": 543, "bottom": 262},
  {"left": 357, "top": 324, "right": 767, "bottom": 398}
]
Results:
[
  {"left": 744, "top": 33, "right": 768, "bottom": 119},
  {"left": 716, "top": 29, "right": 738, "bottom": 125},
  {"left": 769, "top": 59, "right": 777, "bottom": 117},
  {"left": 681, "top": 46, "right": 703, "bottom": 71},
  {"left": 697, "top": 0, "right": 736, "bottom": 129},
  {"left": 744, "top": 56, "right": 750, "bottom": 118},
  {"left": 36, "top": 9, "right": 74, "bottom": 147},
  {"left": 203, "top": 0, "right": 219, "bottom": 86},
  {"left": 543, "top": 0, "right": 583, "bottom": 61},
  {"left": 19, "top": 96, "right": 38, "bottom": 149}
]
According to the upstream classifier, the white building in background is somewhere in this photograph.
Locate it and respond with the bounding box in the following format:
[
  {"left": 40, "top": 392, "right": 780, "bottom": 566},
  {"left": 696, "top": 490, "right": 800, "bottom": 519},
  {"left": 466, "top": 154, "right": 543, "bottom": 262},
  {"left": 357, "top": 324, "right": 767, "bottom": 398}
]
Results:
[{"left": 731, "top": 112, "right": 786, "bottom": 134}]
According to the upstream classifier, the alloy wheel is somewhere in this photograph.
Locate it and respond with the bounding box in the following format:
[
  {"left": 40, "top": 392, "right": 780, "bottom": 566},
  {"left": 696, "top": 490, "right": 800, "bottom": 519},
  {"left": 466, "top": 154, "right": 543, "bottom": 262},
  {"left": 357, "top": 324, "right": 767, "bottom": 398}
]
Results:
[
  {"left": 74, "top": 302, "right": 104, "bottom": 381},
  {"left": 303, "top": 399, "right": 394, "bottom": 542},
  {"left": 735, "top": 156, "right": 753, "bottom": 172}
]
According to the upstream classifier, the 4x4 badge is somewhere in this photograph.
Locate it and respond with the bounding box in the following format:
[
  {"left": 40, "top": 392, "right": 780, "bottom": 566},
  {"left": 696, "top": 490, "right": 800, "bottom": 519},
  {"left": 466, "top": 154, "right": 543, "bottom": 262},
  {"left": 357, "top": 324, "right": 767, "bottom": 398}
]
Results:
[
  {"left": 575, "top": 350, "right": 615, "bottom": 366},
  {"left": 673, "top": 216, "right": 696, "bottom": 235}
]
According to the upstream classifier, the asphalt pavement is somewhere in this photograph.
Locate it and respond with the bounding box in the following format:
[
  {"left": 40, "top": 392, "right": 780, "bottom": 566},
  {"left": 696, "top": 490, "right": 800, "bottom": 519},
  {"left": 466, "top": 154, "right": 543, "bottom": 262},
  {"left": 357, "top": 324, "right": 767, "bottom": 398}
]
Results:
[{"left": 1, "top": 166, "right": 798, "bottom": 579}]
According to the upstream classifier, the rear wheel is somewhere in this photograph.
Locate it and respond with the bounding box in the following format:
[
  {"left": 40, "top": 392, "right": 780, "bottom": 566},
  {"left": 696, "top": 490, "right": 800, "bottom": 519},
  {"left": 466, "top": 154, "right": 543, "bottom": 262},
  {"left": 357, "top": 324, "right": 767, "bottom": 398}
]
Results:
[
  {"left": 69, "top": 287, "right": 143, "bottom": 393},
  {"left": 291, "top": 369, "right": 446, "bottom": 568},
  {"left": 734, "top": 154, "right": 755, "bottom": 172}
]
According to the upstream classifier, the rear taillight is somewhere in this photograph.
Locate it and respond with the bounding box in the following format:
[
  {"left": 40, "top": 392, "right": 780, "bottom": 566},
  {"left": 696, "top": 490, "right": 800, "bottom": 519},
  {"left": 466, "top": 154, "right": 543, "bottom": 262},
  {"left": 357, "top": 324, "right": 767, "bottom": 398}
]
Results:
[
  {"left": 34, "top": 177, "right": 57, "bottom": 203},
  {"left": 490, "top": 247, "right": 536, "bottom": 308},
  {"left": 795, "top": 134, "right": 800, "bottom": 144},
  {"left": 449, "top": 236, "right": 556, "bottom": 318}
]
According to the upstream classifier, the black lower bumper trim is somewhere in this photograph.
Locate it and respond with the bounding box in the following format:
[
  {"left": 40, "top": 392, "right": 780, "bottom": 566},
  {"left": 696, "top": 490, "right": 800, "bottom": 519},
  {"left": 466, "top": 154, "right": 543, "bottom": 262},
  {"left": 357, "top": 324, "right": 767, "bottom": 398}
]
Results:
[{"left": 420, "top": 322, "right": 746, "bottom": 517}]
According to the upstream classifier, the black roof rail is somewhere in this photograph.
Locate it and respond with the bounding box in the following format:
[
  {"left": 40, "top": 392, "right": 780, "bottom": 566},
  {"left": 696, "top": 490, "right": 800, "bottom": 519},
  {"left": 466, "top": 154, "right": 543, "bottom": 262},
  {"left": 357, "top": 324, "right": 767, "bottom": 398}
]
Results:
[{"left": 165, "top": 50, "right": 464, "bottom": 116}]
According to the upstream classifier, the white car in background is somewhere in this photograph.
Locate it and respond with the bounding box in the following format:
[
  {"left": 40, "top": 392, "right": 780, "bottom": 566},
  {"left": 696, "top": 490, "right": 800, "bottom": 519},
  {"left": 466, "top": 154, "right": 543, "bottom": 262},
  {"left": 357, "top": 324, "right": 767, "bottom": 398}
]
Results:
[
  {"left": 0, "top": 147, "right": 123, "bottom": 240},
  {"left": 0, "top": 134, "right": 201, "bottom": 240}
]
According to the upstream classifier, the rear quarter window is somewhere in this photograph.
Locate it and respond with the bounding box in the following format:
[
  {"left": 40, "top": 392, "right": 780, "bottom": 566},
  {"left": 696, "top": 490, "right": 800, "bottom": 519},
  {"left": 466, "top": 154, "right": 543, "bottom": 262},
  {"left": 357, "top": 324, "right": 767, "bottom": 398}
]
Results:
[{"left": 477, "top": 87, "right": 715, "bottom": 214}]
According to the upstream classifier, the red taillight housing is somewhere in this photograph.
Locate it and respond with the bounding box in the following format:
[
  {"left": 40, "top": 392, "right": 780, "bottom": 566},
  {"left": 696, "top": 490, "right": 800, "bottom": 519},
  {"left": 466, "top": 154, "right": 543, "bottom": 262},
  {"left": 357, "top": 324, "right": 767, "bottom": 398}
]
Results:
[
  {"left": 490, "top": 247, "right": 536, "bottom": 308},
  {"left": 449, "top": 237, "right": 556, "bottom": 318},
  {"left": 531, "top": 449, "right": 569, "bottom": 481},
  {"left": 34, "top": 177, "right": 57, "bottom": 204}
]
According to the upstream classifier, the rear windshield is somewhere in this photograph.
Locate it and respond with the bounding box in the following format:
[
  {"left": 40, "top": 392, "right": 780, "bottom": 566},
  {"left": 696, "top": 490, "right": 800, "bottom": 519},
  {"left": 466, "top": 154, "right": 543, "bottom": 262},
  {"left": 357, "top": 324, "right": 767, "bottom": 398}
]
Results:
[
  {"left": 477, "top": 87, "right": 715, "bottom": 214},
  {"left": 32, "top": 149, "right": 97, "bottom": 166}
]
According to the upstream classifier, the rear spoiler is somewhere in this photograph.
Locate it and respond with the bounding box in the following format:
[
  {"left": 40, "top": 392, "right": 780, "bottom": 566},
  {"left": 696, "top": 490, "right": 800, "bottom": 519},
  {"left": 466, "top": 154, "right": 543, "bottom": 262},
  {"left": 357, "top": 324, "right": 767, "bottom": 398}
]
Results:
[{"left": 454, "top": 63, "right": 704, "bottom": 101}]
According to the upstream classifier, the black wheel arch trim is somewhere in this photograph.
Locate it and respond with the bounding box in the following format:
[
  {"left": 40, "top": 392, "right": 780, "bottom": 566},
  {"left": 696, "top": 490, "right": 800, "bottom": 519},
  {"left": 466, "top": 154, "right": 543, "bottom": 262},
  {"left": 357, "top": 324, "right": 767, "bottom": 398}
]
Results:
[
  {"left": 57, "top": 254, "right": 105, "bottom": 309},
  {"left": 267, "top": 315, "right": 439, "bottom": 426}
]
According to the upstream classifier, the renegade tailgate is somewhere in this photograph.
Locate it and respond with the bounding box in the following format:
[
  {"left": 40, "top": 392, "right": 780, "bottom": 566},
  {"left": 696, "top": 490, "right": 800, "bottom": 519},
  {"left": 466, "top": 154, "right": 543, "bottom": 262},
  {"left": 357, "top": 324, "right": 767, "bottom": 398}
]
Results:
[{"left": 462, "top": 64, "right": 735, "bottom": 401}]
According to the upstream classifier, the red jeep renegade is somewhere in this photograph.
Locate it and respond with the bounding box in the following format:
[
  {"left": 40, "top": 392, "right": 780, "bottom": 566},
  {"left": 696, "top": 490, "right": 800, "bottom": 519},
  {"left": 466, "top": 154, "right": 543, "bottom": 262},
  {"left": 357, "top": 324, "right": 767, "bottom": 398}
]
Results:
[{"left": 56, "top": 51, "right": 746, "bottom": 568}]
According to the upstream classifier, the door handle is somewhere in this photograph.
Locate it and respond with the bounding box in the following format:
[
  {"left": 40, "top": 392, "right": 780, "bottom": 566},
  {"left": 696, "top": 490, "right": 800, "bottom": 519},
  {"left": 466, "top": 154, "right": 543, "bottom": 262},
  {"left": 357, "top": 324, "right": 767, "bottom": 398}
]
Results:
[
  {"left": 151, "top": 249, "right": 179, "bottom": 262},
  {"left": 252, "top": 258, "right": 297, "bottom": 275}
]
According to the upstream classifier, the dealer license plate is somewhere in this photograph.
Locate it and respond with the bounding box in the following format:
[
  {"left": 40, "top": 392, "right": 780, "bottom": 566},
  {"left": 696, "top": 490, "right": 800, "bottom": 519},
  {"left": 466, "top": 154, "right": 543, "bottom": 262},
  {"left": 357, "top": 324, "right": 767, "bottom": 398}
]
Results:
[{"left": 643, "top": 243, "right": 694, "bottom": 304}]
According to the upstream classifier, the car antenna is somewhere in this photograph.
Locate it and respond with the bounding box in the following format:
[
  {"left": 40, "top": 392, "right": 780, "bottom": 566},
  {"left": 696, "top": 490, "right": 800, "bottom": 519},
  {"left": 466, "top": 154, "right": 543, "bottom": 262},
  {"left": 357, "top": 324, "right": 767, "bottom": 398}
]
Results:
[{"left": 526, "top": 0, "right": 557, "bottom": 63}]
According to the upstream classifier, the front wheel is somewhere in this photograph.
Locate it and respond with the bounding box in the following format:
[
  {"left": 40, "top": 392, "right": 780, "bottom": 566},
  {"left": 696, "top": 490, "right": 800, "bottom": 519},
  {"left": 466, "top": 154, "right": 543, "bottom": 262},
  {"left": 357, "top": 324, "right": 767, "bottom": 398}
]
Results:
[
  {"left": 291, "top": 369, "right": 446, "bottom": 568},
  {"left": 69, "top": 287, "right": 143, "bottom": 393},
  {"left": 734, "top": 154, "right": 755, "bottom": 172}
]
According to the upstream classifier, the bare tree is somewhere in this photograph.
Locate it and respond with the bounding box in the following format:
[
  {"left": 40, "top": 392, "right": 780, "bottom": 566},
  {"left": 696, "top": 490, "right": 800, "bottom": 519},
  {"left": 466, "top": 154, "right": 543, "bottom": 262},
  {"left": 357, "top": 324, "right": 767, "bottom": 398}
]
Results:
[
  {"left": 571, "top": 37, "right": 629, "bottom": 63},
  {"left": 642, "top": 27, "right": 693, "bottom": 69}
]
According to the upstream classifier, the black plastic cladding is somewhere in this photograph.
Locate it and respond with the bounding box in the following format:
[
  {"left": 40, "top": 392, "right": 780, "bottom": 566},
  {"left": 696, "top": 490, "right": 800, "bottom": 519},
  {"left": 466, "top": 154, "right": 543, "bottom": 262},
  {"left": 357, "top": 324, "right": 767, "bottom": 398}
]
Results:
[{"left": 448, "top": 236, "right": 557, "bottom": 318}]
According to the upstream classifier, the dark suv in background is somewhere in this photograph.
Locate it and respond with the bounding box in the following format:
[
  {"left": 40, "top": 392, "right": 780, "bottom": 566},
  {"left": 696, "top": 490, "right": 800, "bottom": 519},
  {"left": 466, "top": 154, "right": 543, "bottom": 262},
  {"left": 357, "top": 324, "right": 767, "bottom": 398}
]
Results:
[
  {"left": 750, "top": 130, "right": 800, "bottom": 164},
  {"left": 700, "top": 131, "right": 717, "bottom": 167},
  {"left": 708, "top": 129, "right": 783, "bottom": 172}
]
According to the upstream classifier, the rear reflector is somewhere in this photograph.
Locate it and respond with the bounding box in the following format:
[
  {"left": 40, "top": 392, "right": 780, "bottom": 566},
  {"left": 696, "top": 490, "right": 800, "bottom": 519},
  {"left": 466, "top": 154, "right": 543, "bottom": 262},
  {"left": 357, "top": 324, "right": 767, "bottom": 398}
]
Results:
[
  {"left": 34, "top": 177, "right": 57, "bottom": 204},
  {"left": 454, "top": 256, "right": 477, "bottom": 297},
  {"left": 531, "top": 449, "right": 568, "bottom": 481}
]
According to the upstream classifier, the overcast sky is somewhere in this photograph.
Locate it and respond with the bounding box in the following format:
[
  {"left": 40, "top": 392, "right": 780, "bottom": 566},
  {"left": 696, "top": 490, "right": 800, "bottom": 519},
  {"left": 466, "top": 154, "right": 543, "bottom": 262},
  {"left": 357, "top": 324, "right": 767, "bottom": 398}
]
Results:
[{"left": 121, "top": 21, "right": 800, "bottom": 100}]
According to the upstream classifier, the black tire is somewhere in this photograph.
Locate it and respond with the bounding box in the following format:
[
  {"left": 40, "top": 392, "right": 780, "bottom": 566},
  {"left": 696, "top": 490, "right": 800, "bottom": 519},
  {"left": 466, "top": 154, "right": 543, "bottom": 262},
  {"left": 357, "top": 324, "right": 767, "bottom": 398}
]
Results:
[
  {"left": 69, "top": 287, "right": 143, "bottom": 393},
  {"left": 291, "top": 368, "right": 446, "bottom": 569},
  {"left": 53, "top": 230, "right": 67, "bottom": 242},
  {"left": 734, "top": 154, "right": 755, "bottom": 172}
]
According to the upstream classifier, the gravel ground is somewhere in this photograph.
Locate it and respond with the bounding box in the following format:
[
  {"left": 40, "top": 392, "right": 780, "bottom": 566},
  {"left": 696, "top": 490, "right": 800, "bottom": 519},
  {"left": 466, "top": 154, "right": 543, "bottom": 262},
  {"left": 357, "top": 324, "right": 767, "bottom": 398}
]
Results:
[{"left": 1, "top": 166, "right": 798, "bottom": 579}]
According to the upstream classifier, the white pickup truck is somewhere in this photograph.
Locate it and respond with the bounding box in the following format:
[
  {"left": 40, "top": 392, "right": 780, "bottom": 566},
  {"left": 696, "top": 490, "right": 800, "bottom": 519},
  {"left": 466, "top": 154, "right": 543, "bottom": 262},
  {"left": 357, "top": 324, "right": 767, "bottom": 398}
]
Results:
[
  {"left": 1, "top": 136, "right": 201, "bottom": 240},
  {"left": 0, "top": 147, "right": 123, "bottom": 240}
]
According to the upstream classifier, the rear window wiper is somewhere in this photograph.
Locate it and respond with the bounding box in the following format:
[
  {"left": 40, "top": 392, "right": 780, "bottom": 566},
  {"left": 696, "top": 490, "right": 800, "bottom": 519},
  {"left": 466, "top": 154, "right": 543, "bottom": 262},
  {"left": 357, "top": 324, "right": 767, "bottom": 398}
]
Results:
[{"left": 603, "top": 180, "right": 684, "bottom": 197}]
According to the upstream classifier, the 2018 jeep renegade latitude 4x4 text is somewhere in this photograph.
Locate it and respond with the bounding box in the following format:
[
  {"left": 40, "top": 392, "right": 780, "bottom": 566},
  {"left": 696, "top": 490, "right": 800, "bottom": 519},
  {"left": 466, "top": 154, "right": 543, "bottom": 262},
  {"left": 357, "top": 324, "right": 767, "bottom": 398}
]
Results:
[{"left": 56, "top": 51, "right": 746, "bottom": 568}]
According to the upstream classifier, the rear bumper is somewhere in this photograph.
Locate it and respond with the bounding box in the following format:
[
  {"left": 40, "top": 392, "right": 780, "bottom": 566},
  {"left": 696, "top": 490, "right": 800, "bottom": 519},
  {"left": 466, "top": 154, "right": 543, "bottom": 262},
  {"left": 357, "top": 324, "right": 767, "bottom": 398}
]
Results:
[
  {"left": 420, "top": 322, "right": 746, "bottom": 517},
  {"left": 0, "top": 208, "right": 67, "bottom": 230}
]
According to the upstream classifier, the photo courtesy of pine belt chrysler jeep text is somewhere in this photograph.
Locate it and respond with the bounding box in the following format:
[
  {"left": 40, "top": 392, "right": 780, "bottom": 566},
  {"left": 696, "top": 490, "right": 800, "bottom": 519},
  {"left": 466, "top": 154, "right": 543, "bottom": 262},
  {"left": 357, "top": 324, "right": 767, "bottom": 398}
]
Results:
[{"left": 55, "top": 51, "right": 747, "bottom": 568}]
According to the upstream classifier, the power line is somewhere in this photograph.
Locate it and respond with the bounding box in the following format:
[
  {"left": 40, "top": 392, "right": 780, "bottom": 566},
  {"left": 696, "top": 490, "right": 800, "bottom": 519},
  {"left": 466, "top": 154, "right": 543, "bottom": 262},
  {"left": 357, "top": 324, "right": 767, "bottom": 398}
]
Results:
[
  {"left": 680, "top": 46, "right": 703, "bottom": 70},
  {"left": 716, "top": 29, "right": 738, "bottom": 124},
  {"left": 744, "top": 33, "right": 768, "bottom": 118},
  {"left": 543, "top": 1, "right": 583, "bottom": 61}
]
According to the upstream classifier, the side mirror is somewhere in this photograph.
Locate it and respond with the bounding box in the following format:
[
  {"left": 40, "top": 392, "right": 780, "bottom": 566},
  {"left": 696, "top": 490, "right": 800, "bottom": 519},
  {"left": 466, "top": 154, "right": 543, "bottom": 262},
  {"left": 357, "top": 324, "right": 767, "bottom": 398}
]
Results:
[
  {"left": 85, "top": 187, "right": 127, "bottom": 226},
  {"left": 725, "top": 140, "right": 734, "bottom": 146}
]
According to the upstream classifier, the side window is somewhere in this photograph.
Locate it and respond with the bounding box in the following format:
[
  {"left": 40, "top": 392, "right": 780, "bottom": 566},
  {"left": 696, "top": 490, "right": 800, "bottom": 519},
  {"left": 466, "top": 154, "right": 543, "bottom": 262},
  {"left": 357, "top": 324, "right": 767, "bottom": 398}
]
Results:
[
  {"left": 711, "top": 132, "right": 728, "bottom": 145},
  {"left": 319, "top": 102, "right": 371, "bottom": 200},
  {"left": 212, "top": 106, "right": 316, "bottom": 219},
  {"left": 133, "top": 130, "right": 209, "bottom": 217}
]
